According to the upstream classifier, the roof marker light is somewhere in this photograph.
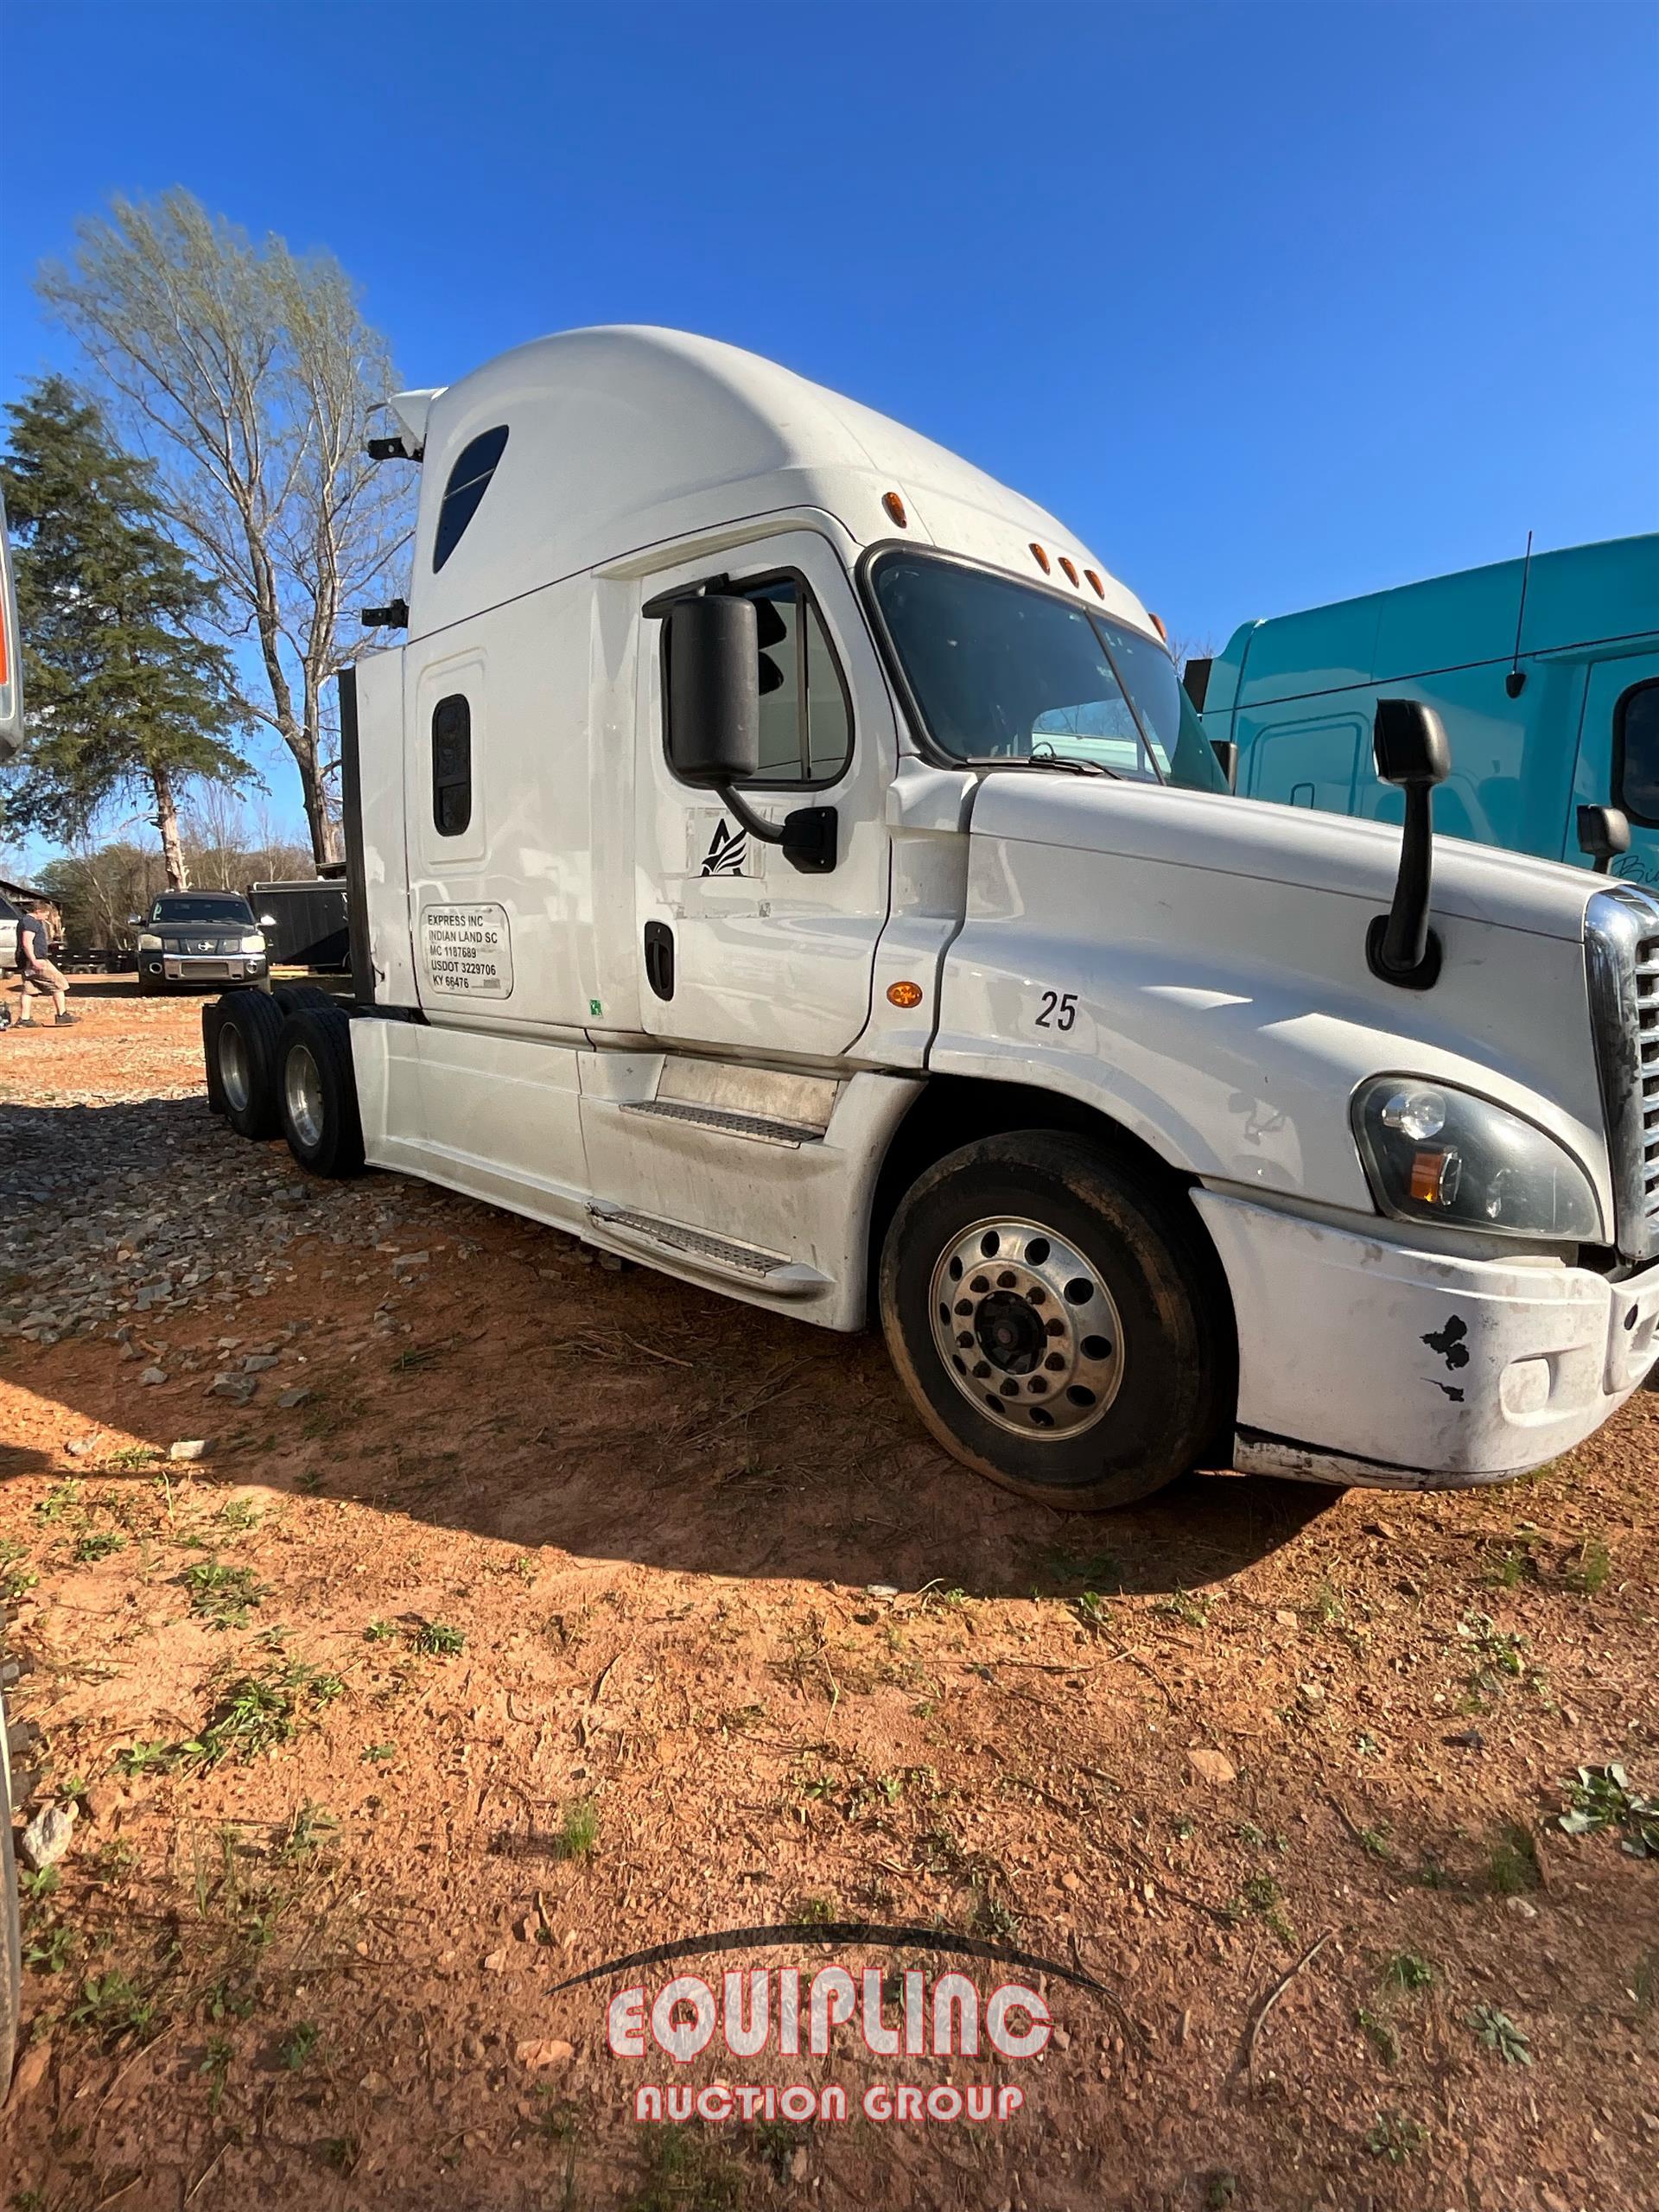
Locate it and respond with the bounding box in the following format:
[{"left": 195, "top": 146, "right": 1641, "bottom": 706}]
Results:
[
  {"left": 883, "top": 491, "right": 908, "bottom": 529},
  {"left": 1148, "top": 611, "right": 1168, "bottom": 641},
  {"left": 1030, "top": 543, "right": 1051, "bottom": 574},
  {"left": 1083, "top": 569, "right": 1105, "bottom": 599},
  {"left": 1058, "top": 556, "right": 1079, "bottom": 587}
]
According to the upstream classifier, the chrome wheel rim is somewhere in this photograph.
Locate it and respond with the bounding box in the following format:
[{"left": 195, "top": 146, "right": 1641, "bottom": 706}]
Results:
[
  {"left": 284, "top": 1042, "right": 325, "bottom": 1150},
  {"left": 219, "top": 1026, "right": 251, "bottom": 1114},
  {"left": 929, "top": 1216, "right": 1123, "bottom": 1439}
]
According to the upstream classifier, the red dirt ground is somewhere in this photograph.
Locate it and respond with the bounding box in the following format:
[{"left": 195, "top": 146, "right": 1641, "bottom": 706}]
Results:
[{"left": 1, "top": 983, "right": 1655, "bottom": 2210}]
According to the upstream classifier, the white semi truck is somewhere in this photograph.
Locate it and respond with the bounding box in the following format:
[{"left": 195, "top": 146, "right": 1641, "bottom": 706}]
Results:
[{"left": 202, "top": 327, "right": 1659, "bottom": 1512}]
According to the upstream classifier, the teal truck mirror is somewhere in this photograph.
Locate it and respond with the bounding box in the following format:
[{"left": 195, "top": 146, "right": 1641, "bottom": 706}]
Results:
[{"left": 1578, "top": 804, "right": 1630, "bottom": 874}]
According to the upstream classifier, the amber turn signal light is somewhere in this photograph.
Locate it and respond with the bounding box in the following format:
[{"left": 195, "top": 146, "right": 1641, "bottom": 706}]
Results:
[
  {"left": 1408, "top": 1147, "right": 1458, "bottom": 1205},
  {"left": 883, "top": 491, "right": 908, "bottom": 528},
  {"left": 887, "top": 980, "right": 924, "bottom": 1009}
]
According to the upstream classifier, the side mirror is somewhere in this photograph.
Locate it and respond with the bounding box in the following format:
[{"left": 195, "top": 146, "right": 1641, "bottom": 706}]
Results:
[
  {"left": 1577, "top": 804, "right": 1630, "bottom": 875},
  {"left": 1368, "top": 699, "right": 1450, "bottom": 989},
  {"left": 126, "top": 914, "right": 143, "bottom": 928},
  {"left": 666, "top": 594, "right": 760, "bottom": 786},
  {"left": 664, "top": 592, "right": 837, "bottom": 874},
  {"left": 1372, "top": 697, "right": 1451, "bottom": 789},
  {"left": 257, "top": 912, "right": 277, "bottom": 927},
  {"left": 1210, "top": 737, "right": 1238, "bottom": 792},
  {"left": 1182, "top": 658, "right": 1213, "bottom": 711}
]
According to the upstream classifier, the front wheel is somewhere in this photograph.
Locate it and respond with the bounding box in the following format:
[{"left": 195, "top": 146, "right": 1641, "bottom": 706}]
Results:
[{"left": 880, "top": 1132, "right": 1230, "bottom": 1511}]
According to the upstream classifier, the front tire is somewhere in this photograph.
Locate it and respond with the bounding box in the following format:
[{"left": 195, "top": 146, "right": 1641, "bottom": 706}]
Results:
[
  {"left": 880, "top": 1132, "right": 1230, "bottom": 1510},
  {"left": 276, "top": 1005, "right": 364, "bottom": 1178}
]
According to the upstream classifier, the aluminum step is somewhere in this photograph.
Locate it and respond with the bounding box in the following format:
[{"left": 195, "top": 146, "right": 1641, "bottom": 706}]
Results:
[
  {"left": 620, "top": 1098, "right": 826, "bottom": 1149},
  {"left": 588, "top": 1205, "right": 830, "bottom": 1296}
]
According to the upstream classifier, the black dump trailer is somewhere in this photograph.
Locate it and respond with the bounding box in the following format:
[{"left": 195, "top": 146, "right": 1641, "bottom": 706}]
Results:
[{"left": 248, "top": 874, "right": 350, "bottom": 972}]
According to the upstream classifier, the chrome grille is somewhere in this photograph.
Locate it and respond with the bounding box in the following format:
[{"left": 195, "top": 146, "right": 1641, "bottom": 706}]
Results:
[{"left": 1585, "top": 884, "right": 1659, "bottom": 1262}]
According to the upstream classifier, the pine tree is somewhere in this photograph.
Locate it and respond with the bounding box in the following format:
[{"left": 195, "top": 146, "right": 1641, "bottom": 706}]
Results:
[{"left": 0, "top": 375, "right": 249, "bottom": 887}]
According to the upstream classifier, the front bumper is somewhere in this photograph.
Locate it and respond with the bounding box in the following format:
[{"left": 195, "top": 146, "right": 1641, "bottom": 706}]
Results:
[
  {"left": 1192, "top": 1188, "right": 1659, "bottom": 1489},
  {"left": 143, "top": 954, "right": 266, "bottom": 988}
]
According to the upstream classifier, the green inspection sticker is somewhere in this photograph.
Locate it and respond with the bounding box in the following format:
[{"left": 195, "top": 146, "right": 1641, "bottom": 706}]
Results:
[{"left": 588, "top": 1000, "right": 603, "bottom": 1018}]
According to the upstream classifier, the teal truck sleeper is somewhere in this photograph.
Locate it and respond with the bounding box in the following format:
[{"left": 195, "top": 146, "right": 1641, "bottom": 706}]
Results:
[{"left": 1198, "top": 534, "right": 1659, "bottom": 882}]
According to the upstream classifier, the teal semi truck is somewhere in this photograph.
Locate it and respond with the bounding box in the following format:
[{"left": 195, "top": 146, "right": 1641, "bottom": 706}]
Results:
[{"left": 1195, "top": 533, "right": 1659, "bottom": 880}]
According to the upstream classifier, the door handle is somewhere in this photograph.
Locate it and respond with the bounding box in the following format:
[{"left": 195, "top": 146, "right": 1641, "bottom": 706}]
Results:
[{"left": 644, "top": 920, "right": 675, "bottom": 1001}]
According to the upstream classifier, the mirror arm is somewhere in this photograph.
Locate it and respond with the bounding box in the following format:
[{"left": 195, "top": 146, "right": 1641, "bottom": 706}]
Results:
[
  {"left": 715, "top": 781, "right": 788, "bottom": 847},
  {"left": 1377, "top": 783, "right": 1435, "bottom": 975},
  {"left": 716, "top": 783, "right": 839, "bottom": 875}
]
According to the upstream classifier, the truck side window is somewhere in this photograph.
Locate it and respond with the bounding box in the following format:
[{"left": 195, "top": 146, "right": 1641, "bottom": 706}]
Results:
[
  {"left": 433, "top": 425, "right": 509, "bottom": 572},
  {"left": 432, "top": 694, "right": 473, "bottom": 836},
  {"left": 667, "top": 574, "right": 852, "bottom": 788},
  {"left": 746, "top": 575, "right": 853, "bottom": 784},
  {"left": 1613, "top": 678, "right": 1659, "bottom": 827}
]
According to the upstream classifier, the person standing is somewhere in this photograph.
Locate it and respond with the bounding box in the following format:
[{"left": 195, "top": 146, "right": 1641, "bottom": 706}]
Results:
[{"left": 16, "top": 900, "right": 74, "bottom": 1025}]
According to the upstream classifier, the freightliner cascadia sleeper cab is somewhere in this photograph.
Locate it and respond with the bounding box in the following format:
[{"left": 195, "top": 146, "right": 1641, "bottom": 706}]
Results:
[{"left": 202, "top": 328, "right": 1659, "bottom": 1510}]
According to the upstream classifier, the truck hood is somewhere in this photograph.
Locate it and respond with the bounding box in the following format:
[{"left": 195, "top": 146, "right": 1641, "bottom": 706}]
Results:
[
  {"left": 969, "top": 773, "right": 1598, "bottom": 944},
  {"left": 936, "top": 770, "right": 1613, "bottom": 1226}
]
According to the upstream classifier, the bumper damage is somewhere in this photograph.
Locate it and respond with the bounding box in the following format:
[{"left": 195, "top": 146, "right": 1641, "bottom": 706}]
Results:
[{"left": 1192, "top": 1188, "right": 1659, "bottom": 1490}]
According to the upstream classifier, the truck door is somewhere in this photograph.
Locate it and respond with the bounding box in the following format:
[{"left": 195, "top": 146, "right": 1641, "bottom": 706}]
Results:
[
  {"left": 632, "top": 531, "right": 893, "bottom": 1061},
  {"left": 1573, "top": 652, "right": 1659, "bottom": 883},
  {"left": 1239, "top": 712, "right": 1368, "bottom": 815}
]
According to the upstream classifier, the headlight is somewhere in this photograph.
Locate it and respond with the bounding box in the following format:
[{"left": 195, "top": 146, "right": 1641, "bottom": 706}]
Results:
[
  {"left": 137, "top": 932, "right": 162, "bottom": 950},
  {"left": 1352, "top": 1077, "right": 1602, "bottom": 1243},
  {"left": 239, "top": 933, "right": 265, "bottom": 954}
]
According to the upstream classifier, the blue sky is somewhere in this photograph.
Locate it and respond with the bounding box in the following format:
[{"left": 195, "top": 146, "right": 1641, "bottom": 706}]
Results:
[{"left": 3, "top": 0, "right": 1656, "bottom": 846}]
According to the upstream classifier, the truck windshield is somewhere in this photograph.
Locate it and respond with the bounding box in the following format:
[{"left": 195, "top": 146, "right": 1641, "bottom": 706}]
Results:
[
  {"left": 152, "top": 896, "right": 254, "bottom": 925},
  {"left": 871, "top": 551, "right": 1229, "bottom": 794}
]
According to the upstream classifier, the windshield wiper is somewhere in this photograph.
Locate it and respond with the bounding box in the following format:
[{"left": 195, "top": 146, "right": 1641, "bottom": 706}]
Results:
[{"left": 1007, "top": 748, "right": 1116, "bottom": 779}]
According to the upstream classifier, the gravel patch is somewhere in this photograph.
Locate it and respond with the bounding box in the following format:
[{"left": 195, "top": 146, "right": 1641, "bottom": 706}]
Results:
[{"left": 0, "top": 1090, "right": 480, "bottom": 1354}]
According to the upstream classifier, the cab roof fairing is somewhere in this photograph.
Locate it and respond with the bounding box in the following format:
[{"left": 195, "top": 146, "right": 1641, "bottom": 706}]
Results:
[{"left": 392, "top": 326, "right": 1159, "bottom": 645}]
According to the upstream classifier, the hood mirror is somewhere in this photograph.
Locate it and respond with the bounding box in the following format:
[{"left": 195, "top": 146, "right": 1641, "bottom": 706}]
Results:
[
  {"left": 1577, "top": 804, "right": 1630, "bottom": 875},
  {"left": 1367, "top": 699, "right": 1450, "bottom": 990}
]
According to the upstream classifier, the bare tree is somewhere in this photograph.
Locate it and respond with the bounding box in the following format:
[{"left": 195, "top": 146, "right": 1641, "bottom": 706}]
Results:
[
  {"left": 181, "top": 779, "right": 247, "bottom": 889},
  {"left": 39, "top": 839, "right": 167, "bottom": 949},
  {"left": 38, "top": 191, "right": 415, "bottom": 866},
  {"left": 1164, "top": 632, "right": 1220, "bottom": 683}
]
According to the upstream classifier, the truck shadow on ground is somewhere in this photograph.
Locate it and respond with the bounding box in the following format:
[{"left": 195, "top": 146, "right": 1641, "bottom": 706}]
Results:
[{"left": 0, "top": 1094, "right": 1338, "bottom": 1599}]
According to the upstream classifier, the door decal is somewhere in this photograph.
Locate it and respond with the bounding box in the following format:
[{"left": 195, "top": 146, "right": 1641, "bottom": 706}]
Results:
[
  {"left": 419, "top": 902, "right": 514, "bottom": 997},
  {"left": 688, "top": 809, "right": 761, "bottom": 879},
  {"left": 702, "top": 819, "right": 748, "bottom": 875}
]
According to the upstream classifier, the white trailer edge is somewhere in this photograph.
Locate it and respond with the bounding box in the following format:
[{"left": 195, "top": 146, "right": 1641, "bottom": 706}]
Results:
[{"left": 202, "top": 326, "right": 1659, "bottom": 1511}]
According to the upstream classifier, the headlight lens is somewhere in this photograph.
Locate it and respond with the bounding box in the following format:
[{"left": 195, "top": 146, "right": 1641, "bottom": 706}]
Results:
[
  {"left": 1353, "top": 1077, "right": 1602, "bottom": 1242},
  {"left": 137, "top": 932, "right": 162, "bottom": 950},
  {"left": 239, "top": 933, "right": 265, "bottom": 954}
]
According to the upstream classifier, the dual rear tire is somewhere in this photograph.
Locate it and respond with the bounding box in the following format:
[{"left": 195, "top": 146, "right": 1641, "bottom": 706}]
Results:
[{"left": 203, "top": 988, "right": 363, "bottom": 1177}]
